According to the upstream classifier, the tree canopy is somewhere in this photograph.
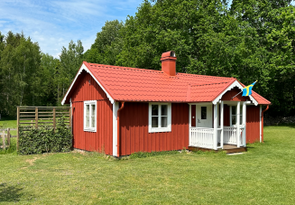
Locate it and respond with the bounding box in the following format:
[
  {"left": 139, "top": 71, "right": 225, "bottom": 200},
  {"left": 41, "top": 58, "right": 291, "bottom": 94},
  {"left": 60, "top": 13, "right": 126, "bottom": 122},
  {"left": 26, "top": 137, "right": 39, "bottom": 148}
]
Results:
[{"left": 1, "top": 0, "right": 294, "bottom": 117}]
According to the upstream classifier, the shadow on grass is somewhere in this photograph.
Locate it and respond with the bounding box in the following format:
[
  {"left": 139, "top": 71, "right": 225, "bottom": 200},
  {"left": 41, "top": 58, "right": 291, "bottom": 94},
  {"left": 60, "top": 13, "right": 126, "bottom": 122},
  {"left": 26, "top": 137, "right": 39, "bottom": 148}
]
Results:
[{"left": 0, "top": 183, "right": 23, "bottom": 202}]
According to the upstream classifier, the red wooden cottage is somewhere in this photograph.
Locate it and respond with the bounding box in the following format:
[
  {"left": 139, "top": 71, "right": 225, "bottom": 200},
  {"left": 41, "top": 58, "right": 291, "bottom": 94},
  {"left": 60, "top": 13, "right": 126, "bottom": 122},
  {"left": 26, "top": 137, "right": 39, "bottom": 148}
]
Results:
[{"left": 62, "top": 51, "right": 271, "bottom": 157}]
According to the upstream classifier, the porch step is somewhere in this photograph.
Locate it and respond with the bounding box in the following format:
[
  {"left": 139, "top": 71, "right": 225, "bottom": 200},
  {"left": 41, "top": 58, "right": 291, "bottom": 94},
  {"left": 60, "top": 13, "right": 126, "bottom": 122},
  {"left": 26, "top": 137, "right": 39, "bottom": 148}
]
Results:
[{"left": 188, "top": 145, "right": 247, "bottom": 154}]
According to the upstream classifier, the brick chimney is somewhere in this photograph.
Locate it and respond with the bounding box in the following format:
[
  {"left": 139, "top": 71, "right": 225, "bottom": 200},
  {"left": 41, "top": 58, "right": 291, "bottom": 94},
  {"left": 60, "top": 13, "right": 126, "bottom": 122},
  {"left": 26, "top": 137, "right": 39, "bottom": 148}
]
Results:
[{"left": 161, "top": 51, "right": 176, "bottom": 76}]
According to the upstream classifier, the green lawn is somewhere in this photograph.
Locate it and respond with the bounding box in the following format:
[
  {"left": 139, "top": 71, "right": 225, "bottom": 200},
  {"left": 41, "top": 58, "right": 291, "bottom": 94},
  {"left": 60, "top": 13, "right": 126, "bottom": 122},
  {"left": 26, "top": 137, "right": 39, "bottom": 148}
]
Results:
[
  {"left": 1, "top": 126, "right": 295, "bottom": 204},
  {"left": 0, "top": 120, "right": 17, "bottom": 129}
]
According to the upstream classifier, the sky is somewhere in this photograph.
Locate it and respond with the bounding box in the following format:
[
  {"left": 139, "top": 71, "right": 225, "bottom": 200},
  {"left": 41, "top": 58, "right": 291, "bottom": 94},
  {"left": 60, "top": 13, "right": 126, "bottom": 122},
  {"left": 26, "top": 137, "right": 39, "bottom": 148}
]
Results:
[{"left": 0, "top": 0, "right": 144, "bottom": 58}]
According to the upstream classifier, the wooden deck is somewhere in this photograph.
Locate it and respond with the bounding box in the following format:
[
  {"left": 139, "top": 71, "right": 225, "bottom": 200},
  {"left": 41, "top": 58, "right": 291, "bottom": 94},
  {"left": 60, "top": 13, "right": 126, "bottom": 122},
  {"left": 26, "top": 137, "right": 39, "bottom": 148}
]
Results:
[{"left": 188, "top": 144, "right": 247, "bottom": 154}]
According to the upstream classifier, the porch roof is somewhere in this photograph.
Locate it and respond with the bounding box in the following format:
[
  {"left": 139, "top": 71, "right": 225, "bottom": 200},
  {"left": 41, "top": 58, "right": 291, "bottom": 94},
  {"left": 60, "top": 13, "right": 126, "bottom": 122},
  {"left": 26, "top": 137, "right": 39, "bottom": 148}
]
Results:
[{"left": 62, "top": 62, "right": 271, "bottom": 105}]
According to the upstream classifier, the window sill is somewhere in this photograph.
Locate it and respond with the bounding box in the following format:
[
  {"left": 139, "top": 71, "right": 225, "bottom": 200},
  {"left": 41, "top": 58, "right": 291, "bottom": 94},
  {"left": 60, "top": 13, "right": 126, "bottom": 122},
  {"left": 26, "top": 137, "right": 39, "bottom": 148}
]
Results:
[
  {"left": 148, "top": 128, "right": 171, "bottom": 133},
  {"left": 84, "top": 128, "right": 96, "bottom": 132}
]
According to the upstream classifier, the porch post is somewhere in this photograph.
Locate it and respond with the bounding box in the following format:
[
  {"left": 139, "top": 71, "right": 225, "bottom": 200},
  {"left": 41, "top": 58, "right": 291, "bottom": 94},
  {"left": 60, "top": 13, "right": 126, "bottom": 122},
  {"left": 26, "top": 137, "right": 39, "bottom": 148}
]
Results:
[
  {"left": 220, "top": 101, "right": 224, "bottom": 149},
  {"left": 242, "top": 102, "right": 246, "bottom": 146},
  {"left": 189, "top": 104, "right": 191, "bottom": 146},
  {"left": 236, "top": 101, "right": 240, "bottom": 148},
  {"left": 213, "top": 103, "right": 218, "bottom": 150}
]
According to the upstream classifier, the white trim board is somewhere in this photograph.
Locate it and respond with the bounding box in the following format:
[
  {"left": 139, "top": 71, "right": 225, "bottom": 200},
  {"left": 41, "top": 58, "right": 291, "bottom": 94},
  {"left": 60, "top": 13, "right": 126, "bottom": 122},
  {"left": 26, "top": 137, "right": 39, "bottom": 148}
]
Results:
[
  {"left": 212, "top": 80, "right": 258, "bottom": 106},
  {"left": 61, "top": 63, "right": 114, "bottom": 105},
  {"left": 113, "top": 102, "right": 119, "bottom": 156}
]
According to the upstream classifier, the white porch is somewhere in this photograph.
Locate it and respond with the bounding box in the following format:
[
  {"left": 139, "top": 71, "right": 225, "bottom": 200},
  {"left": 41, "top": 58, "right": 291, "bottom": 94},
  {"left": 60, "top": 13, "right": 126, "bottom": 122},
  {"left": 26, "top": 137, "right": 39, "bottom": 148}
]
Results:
[{"left": 188, "top": 101, "right": 247, "bottom": 151}]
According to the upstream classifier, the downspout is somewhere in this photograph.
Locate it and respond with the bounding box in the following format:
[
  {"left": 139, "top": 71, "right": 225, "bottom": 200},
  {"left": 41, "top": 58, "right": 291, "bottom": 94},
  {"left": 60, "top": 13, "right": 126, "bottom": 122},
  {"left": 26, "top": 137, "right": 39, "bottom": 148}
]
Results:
[
  {"left": 117, "top": 102, "right": 125, "bottom": 157},
  {"left": 261, "top": 105, "right": 269, "bottom": 143}
]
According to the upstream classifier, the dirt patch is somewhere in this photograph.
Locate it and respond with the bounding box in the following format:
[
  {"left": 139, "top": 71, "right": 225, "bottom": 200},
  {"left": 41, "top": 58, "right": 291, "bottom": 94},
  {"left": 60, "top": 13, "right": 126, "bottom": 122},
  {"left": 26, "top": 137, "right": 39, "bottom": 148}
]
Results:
[
  {"left": 25, "top": 157, "right": 41, "bottom": 166},
  {"left": 72, "top": 149, "right": 87, "bottom": 155}
]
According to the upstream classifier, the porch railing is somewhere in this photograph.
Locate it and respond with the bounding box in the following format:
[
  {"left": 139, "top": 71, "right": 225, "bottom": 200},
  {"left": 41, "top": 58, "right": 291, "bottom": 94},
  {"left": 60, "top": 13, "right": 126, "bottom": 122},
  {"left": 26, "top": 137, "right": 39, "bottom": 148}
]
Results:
[
  {"left": 190, "top": 126, "right": 245, "bottom": 150},
  {"left": 223, "top": 126, "right": 244, "bottom": 146},
  {"left": 190, "top": 127, "right": 214, "bottom": 149}
]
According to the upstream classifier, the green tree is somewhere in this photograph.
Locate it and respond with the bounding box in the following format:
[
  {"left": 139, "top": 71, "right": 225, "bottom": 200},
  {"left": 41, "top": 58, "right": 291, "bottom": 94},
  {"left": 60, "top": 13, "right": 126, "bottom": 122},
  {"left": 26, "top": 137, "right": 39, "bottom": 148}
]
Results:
[
  {"left": 230, "top": 0, "right": 295, "bottom": 115},
  {"left": 59, "top": 40, "right": 84, "bottom": 103},
  {"left": 0, "top": 31, "right": 41, "bottom": 116},
  {"left": 84, "top": 20, "right": 124, "bottom": 65},
  {"left": 38, "top": 53, "right": 60, "bottom": 106}
]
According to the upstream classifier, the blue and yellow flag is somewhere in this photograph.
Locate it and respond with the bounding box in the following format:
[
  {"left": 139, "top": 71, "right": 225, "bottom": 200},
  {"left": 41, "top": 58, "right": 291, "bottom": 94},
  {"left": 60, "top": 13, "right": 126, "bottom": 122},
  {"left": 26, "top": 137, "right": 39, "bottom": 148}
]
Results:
[{"left": 242, "top": 81, "right": 257, "bottom": 96}]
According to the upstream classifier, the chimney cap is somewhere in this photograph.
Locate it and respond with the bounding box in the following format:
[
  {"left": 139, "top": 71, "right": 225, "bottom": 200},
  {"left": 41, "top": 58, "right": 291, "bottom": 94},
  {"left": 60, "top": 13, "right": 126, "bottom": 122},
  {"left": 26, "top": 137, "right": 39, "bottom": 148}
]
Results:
[{"left": 161, "top": 51, "right": 176, "bottom": 58}]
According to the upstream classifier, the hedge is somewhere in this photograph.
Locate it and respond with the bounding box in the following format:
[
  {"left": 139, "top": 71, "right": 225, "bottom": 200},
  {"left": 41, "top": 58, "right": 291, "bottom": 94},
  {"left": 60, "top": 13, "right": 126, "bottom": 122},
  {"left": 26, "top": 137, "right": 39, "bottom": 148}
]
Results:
[{"left": 19, "top": 117, "right": 72, "bottom": 155}]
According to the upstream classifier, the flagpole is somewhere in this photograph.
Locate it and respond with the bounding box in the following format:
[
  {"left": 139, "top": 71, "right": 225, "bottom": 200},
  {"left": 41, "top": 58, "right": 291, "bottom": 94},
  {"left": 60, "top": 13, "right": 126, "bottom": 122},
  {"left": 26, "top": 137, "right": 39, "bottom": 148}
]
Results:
[
  {"left": 231, "top": 90, "right": 243, "bottom": 100},
  {"left": 231, "top": 80, "right": 258, "bottom": 99}
]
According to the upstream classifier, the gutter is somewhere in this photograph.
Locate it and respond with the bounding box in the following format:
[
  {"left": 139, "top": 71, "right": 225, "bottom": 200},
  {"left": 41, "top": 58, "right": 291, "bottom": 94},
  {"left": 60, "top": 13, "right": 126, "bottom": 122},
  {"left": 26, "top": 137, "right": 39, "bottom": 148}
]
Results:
[
  {"left": 117, "top": 102, "right": 125, "bottom": 157},
  {"left": 261, "top": 105, "right": 269, "bottom": 142}
]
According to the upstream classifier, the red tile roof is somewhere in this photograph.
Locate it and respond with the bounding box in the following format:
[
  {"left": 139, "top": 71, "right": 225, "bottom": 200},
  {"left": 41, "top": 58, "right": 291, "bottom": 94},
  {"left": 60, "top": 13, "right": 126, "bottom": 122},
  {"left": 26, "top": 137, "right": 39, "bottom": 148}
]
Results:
[{"left": 81, "top": 62, "right": 270, "bottom": 105}]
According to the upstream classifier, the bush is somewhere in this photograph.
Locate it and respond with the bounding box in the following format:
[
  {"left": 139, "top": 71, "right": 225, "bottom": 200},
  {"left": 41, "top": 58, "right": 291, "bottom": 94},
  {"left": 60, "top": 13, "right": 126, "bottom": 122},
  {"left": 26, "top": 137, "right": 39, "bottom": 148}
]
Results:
[{"left": 19, "top": 117, "right": 72, "bottom": 155}]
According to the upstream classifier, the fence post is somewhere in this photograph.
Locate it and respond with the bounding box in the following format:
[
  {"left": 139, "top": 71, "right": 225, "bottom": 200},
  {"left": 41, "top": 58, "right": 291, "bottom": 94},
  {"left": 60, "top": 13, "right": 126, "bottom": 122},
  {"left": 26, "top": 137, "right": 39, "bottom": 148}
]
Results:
[
  {"left": 53, "top": 108, "right": 56, "bottom": 131},
  {"left": 35, "top": 107, "right": 38, "bottom": 129},
  {"left": 2, "top": 131, "right": 6, "bottom": 150},
  {"left": 7, "top": 128, "right": 10, "bottom": 147},
  {"left": 17, "top": 106, "right": 20, "bottom": 151}
]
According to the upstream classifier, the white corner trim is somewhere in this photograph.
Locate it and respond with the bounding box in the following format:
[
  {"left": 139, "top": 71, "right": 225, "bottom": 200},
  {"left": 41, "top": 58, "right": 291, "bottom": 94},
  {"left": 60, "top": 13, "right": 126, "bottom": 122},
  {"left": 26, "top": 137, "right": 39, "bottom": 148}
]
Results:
[
  {"left": 113, "top": 102, "right": 119, "bottom": 156},
  {"left": 260, "top": 105, "right": 262, "bottom": 143},
  {"left": 61, "top": 63, "right": 114, "bottom": 105},
  {"left": 212, "top": 80, "right": 258, "bottom": 106}
]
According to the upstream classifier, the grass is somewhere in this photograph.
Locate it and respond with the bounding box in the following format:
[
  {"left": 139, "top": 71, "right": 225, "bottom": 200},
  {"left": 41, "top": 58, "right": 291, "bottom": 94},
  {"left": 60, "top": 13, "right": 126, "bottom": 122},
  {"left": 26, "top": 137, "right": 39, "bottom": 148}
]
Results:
[{"left": 0, "top": 126, "right": 295, "bottom": 204}]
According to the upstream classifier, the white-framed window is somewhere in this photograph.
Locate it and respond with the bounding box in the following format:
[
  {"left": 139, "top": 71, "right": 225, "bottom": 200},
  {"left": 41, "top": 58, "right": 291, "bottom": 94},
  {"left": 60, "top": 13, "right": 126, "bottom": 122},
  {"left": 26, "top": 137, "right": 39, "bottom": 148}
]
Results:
[
  {"left": 84, "top": 100, "right": 97, "bottom": 132},
  {"left": 230, "top": 105, "right": 243, "bottom": 126},
  {"left": 148, "top": 103, "right": 171, "bottom": 133}
]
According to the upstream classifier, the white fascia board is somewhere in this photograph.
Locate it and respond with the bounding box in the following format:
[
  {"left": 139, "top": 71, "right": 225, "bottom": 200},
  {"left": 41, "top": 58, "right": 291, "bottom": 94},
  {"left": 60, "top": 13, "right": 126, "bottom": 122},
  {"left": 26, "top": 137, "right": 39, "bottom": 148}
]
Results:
[
  {"left": 212, "top": 80, "right": 258, "bottom": 106},
  {"left": 61, "top": 63, "right": 114, "bottom": 105}
]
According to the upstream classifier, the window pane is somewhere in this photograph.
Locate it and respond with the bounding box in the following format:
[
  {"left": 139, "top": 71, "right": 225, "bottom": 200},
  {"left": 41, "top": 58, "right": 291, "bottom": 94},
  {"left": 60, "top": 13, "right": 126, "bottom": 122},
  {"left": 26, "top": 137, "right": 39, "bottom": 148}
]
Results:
[
  {"left": 161, "top": 117, "right": 167, "bottom": 127},
  {"left": 232, "top": 116, "right": 236, "bottom": 125},
  {"left": 86, "top": 105, "right": 89, "bottom": 128},
  {"left": 201, "top": 107, "right": 207, "bottom": 119},
  {"left": 240, "top": 115, "right": 243, "bottom": 125},
  {"left": 152, "top": 117, "right": 158, "bottom": 127},
  {"left": 161, "top": 105, "right": 167, "bottom": 115},
  {"left": 152, "top": 105, "right": 158, "bottom": 115},
  {"left": 232, "top": 106, "right": 236, "bottom": 115},
  {"left": 91, "top": 104, "right": 95, "bottom": 128}
]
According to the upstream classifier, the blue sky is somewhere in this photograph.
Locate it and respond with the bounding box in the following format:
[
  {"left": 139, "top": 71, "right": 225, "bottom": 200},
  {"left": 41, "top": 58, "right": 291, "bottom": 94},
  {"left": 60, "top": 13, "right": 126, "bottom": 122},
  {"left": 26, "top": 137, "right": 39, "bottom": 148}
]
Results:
[{"left": 0, "top": 0, "right": 144, "bottom": 58}]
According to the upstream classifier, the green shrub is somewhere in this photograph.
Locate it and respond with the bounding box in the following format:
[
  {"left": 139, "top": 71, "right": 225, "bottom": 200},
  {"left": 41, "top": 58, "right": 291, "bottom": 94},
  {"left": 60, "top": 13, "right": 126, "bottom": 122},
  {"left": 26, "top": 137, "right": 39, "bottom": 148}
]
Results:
[{"left": 18, "top": 117, "right": 72, "bottom": 155}]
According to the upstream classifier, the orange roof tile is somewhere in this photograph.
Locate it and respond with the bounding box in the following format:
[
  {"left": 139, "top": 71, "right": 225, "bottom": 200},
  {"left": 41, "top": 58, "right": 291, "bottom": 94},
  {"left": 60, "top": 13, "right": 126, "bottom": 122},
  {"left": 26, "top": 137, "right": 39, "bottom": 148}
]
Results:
[{"left": 80, "top": 62, "right": 270, "bottom": 105}]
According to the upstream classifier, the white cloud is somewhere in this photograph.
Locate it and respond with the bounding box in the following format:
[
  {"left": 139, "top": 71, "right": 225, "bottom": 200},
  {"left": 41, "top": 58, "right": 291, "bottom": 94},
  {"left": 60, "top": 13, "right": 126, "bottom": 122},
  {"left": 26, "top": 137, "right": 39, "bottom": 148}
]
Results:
[{"left": 0, "top": 0, "right": 143, "bottom": 58}]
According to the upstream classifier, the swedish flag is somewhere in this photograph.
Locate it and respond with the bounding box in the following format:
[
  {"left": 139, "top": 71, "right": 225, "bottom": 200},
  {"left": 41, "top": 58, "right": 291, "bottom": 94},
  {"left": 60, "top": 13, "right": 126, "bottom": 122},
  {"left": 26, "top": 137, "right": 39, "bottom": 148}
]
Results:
[{"left": 242, "top": 81, "right": 257, "bottom": 96}]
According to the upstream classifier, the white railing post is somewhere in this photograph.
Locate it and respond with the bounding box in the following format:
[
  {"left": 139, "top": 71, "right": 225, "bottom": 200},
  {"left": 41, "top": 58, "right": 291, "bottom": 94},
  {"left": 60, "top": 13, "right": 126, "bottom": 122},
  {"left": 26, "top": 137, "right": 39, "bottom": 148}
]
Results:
[
  {"left": 220, "top": 101, "right": 224, "bottom": 149},
  {"left": 189, "top": 104, "right": 191, "bottom": 146},
  {"left": 213, "top": 103, "right": 218, "bottom": 150},
  {"left": 237, "top": 102, "right": 240, "bottom": 148},
  {"left": 242, "top": 102, "right": 246, "bottom": 146}
]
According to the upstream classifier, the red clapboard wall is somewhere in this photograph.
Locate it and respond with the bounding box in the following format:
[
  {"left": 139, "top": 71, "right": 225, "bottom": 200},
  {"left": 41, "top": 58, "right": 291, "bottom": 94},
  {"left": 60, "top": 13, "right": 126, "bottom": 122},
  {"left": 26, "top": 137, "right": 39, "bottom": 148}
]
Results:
[
  {"left": 246, "top": 105, "right": 260, "bottom": 143},
  {"left": 119, "top": 102, "right": 189, "bottom": 156},
  {"left": 71, "top": 71, "right": 113, "bottom": 154}
]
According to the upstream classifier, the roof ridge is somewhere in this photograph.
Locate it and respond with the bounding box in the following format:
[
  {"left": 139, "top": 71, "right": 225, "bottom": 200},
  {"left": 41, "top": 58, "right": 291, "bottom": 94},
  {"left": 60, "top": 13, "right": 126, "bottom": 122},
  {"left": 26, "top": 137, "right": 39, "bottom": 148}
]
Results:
[
  {"left": 87, "top": 62, "right": 163, "bottom": 73},
  {"left": 176, "top": 72, "right": 235, "bottom": 79},
  {"left": 191, "top": 81, "right": 230, "bottom": 87}
]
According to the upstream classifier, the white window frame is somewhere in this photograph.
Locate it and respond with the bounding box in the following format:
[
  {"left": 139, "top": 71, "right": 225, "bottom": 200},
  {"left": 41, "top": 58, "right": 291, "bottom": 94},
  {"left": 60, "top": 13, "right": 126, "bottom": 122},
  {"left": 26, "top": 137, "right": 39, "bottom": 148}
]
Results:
[
  {"left": 84, "top": 100, "right": 97, "bottom": 132},
  {"left": 148, "top": 103, "right": 172, "bottom": 133},
  {"left": 230, "top": 105, "right": 243, "bottom": 126}
]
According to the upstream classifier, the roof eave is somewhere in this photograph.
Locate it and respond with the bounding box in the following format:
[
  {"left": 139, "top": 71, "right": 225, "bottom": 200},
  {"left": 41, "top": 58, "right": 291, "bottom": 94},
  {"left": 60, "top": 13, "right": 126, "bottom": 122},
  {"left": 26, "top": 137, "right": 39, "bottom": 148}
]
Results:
[{"left": 61, "top": 62, "right": 115, "bottom": 105}]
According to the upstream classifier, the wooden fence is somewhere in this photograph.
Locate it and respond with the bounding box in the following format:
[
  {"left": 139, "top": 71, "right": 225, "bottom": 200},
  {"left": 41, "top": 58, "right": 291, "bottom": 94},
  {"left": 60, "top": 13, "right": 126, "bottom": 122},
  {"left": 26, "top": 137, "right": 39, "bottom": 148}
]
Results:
[
  {"left": 0, "top": 128, "right": 11, "bottom": 150},
  {"left": 17, "top": 106, "right": 71, "bottom": 150}
]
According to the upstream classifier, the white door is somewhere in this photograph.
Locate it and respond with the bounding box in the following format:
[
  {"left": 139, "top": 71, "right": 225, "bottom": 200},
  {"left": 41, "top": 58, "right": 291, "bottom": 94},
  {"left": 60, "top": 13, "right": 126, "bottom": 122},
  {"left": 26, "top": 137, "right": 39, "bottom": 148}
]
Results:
[{"left": 196, "top": 104, "right": 212, "bottom": 128}]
